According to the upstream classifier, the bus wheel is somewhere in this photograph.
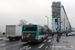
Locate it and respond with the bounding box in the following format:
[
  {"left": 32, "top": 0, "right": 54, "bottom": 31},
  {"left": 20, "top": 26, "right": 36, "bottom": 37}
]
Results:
[{"left": 40, "top": 38, "right": 44, "bottom": 43}]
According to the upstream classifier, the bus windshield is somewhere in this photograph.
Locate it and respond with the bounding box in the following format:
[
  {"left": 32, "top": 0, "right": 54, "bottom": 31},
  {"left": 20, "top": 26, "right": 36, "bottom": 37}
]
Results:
[{"left": 23, "top": 25, "right": 37, "bottom": 31}]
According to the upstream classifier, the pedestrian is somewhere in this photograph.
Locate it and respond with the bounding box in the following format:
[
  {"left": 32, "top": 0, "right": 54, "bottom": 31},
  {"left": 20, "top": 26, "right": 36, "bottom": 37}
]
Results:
[
  {"left": 66, "top": 31, "right": 68, "bottom": 37},
  {"left": 56, "top": 28, "right": 60, "bottom": 42},
  {"left": 66, "top": 27, "right": 68, "bottom": 37}
]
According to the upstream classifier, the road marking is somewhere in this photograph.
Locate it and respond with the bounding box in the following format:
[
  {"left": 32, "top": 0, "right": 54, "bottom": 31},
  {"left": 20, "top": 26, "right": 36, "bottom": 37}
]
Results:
[
  {"left": 63, "top": 46, "right": 74, "bottom": 49},
  {"left": 0, "top": 44, "right": 5, "bottom": 46},
  {"left": 14, "top": 42, "right": 27, "bottom": 47},
  {"left": 51, "top": 46, "right": 62, "bottom": 48},
  {"left": 43, "top": 40, "right": 47, "bottom": 42},
  {"left": 4, "top": 49, "right": 6, "bottom": 50},
  {"left": 51, "top": 45, "right": 74, "bottom": 49},
  {"left": 48, "top": 40, "right": 51, "bottom": 42},
  {"left": 1, "top": 44, "right": 5, "bottom": 46},
  {"left": 47, "top": 37, "right": 52, "bottom": 39},
  {"left": 45, "top": 46, "right": 48, "bottom": 50},
  {"left": 38, "top": 44, "right": 44, "bottom": 48},
  {"left": 20, "top": 45, "right": 31, "bottom": 50}
]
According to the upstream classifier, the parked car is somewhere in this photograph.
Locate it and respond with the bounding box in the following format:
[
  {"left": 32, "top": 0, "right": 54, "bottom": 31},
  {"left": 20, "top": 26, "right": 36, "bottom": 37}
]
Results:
[{"left": 68, "top": 32, "right": 75, "bottom": 36}]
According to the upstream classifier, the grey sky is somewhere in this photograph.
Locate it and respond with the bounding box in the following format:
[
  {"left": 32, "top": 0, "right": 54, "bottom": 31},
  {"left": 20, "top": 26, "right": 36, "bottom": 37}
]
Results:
[{"left": 0, "top": 0, "right": 75, "bottom": 32}]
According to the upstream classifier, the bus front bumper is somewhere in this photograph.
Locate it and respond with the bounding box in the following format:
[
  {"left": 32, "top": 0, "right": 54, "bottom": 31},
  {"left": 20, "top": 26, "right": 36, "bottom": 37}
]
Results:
[{"left": 21, "top": 39, "right": 39, "bottom": 42}]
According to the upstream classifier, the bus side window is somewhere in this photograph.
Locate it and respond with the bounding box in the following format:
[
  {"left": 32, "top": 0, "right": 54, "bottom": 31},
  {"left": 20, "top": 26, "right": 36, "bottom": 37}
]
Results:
[
  {"left": 45, "top": 29, "right": 47, "bottom": 34},
  {"left": 41, "top": 28, "right": 44, "bottom": 35},
  {"left": 46, "top": 29, "right": 48, "bottom": 34},
  {"left": 43, "top": 29, "right": 45, "bottom": 34},
  {"left": 39, "top": 26, "right": 42, "bottom": 35}
]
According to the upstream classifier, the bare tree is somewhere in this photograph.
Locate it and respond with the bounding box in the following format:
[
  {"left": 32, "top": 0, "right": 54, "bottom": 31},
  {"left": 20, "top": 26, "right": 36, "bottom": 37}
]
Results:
[
  {"left": 44, "top": 25, "right": 52, "bottom": 35},
  {"left": 18, "top": 19, "right": 27, "bottom": 26},
  {"left": 29, "top": 23, "right": 33, "bottom": 25}
]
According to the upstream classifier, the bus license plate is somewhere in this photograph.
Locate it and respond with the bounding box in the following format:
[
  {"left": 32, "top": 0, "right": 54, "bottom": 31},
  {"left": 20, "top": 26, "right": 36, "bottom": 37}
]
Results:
[
  {"left": 10, "top": 38, "right": 12, "bottom": 39},
  {"left": 28, "top": 41, "right": 31, "bottom": 42}
]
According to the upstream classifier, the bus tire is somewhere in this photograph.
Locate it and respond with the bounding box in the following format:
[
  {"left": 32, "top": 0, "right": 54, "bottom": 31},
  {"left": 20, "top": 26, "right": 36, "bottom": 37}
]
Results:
[{"left": 40, "top": 38, "right": 44, "bottom": 43}]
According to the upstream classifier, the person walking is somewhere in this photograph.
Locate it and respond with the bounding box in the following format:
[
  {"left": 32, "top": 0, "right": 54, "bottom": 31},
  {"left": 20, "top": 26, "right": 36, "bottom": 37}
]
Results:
[
  {"left": 56, "top": 28, "right": 60, "bottom": 42},
  {"left": 66, "top": 27, "right": 68, "bottom": 37}
]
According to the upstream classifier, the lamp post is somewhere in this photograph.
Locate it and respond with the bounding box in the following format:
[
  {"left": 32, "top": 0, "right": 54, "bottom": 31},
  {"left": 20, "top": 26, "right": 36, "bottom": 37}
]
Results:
[{"left": 45, "top": 16, "right": 49, "bottom": 27}]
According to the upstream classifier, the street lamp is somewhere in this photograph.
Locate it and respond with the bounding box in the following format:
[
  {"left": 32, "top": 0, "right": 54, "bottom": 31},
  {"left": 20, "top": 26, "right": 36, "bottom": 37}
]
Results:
[{"left": 45, "top": 16, "right": 49, "bottom": 27}]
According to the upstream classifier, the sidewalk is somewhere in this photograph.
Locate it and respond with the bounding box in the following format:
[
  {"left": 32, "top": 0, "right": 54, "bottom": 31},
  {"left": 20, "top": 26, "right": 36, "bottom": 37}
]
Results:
[{"left": 51, "top": 35, "right": 75, "bottom": 50}]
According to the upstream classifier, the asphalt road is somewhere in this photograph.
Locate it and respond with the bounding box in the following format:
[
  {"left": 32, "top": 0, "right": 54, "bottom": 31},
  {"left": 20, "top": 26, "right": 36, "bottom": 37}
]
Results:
[{"left": 0, "top": 36, "right": 52, "bottom": 50}]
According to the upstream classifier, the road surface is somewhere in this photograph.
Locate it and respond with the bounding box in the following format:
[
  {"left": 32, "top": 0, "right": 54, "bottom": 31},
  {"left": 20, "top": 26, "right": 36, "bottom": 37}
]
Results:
[{"left": 0, "top": 36, "right": 52, "bottom": 50}]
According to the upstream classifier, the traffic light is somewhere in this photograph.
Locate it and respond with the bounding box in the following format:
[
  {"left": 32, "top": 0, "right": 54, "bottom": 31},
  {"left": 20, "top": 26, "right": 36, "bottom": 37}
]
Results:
[
  {"left": 52, "top": 18, "right": 55, "bottom": 21},
  {"left": 55, "top": 19, "right": 58, "bottom": 24},
  {"left": 52, "top": 18, "right": 58, "bottom": 24},
  {"left": 55, "top": 19, "right": 57, "bottom": 22}
]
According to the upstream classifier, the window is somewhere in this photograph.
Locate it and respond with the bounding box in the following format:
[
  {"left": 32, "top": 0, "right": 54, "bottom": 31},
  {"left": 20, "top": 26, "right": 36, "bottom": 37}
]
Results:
[{"left": 23, "top": 25, "right": 37, "bottom": 31}]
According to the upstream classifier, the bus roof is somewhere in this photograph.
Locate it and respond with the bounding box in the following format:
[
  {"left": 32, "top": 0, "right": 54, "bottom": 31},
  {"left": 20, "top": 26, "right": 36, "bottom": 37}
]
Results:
[{"left": 22, "top": 25, "right": 48, "bottom": 29}]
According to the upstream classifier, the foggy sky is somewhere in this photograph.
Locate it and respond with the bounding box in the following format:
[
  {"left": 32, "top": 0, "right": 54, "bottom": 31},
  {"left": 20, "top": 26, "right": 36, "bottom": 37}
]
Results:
[{"left": 0, "top": 0, "right": 75, "bottom": 32}]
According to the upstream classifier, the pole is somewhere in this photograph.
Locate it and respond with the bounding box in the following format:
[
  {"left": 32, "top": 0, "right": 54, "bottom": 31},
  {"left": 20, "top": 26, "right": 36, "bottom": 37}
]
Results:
[
  {"left": 45, "top": 16, "right": 49, "bottom": 27},
  {"left": 45, "top": 16, "right": 49, "bottom": 36}
]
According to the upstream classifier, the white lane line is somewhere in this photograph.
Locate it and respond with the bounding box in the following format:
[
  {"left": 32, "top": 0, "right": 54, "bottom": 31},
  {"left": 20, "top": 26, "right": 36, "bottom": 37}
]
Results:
[
  {"left": 51, "top": 46, "right": 63, "bottom": 48},
  {"left": 43, "top": 40, "right": 47, "bottom": 42},
  {"left": 63, "top": 46, "right": 74, "bottom": 49},
  {"left": 20, "top": 45, "right": 31, "bottom": 50},
  {"left": 45, "top": 46, "right": 48, "bottom": 50},
  {"left": 1, "top": 44, "right": 5, "bottom": 46},
  {"left": 14, "top": 42, "right": 27, "bottom": 47},
  {"left": 4, "top": 49, "right": 6, "bottom": 50},
  {"left": 47, "top": 37, "right": 52, "bottom": 39},
  {"left": 0, "top": 44, "right": 5, "bottom": 46},
  {"left": 48, "top": 40, "right": 51, "bottom": 42},
  {"left": 38, "top": 44, "right": 44, "bottom": 48},
  {"left": 51, "top": 45, "right": 74, "bottom": 49}
]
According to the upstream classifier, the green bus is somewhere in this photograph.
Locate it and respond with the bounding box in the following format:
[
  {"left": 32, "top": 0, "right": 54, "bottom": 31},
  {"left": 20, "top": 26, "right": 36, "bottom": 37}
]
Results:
[{"left": 21, "top": 25, "right": 48, "bottom": 42}]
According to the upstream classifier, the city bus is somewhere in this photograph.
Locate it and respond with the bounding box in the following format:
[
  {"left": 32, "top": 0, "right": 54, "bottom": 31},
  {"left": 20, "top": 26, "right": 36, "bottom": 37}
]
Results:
[{"left": 21, "top": 25, "right": 48, "bottom": 42}]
